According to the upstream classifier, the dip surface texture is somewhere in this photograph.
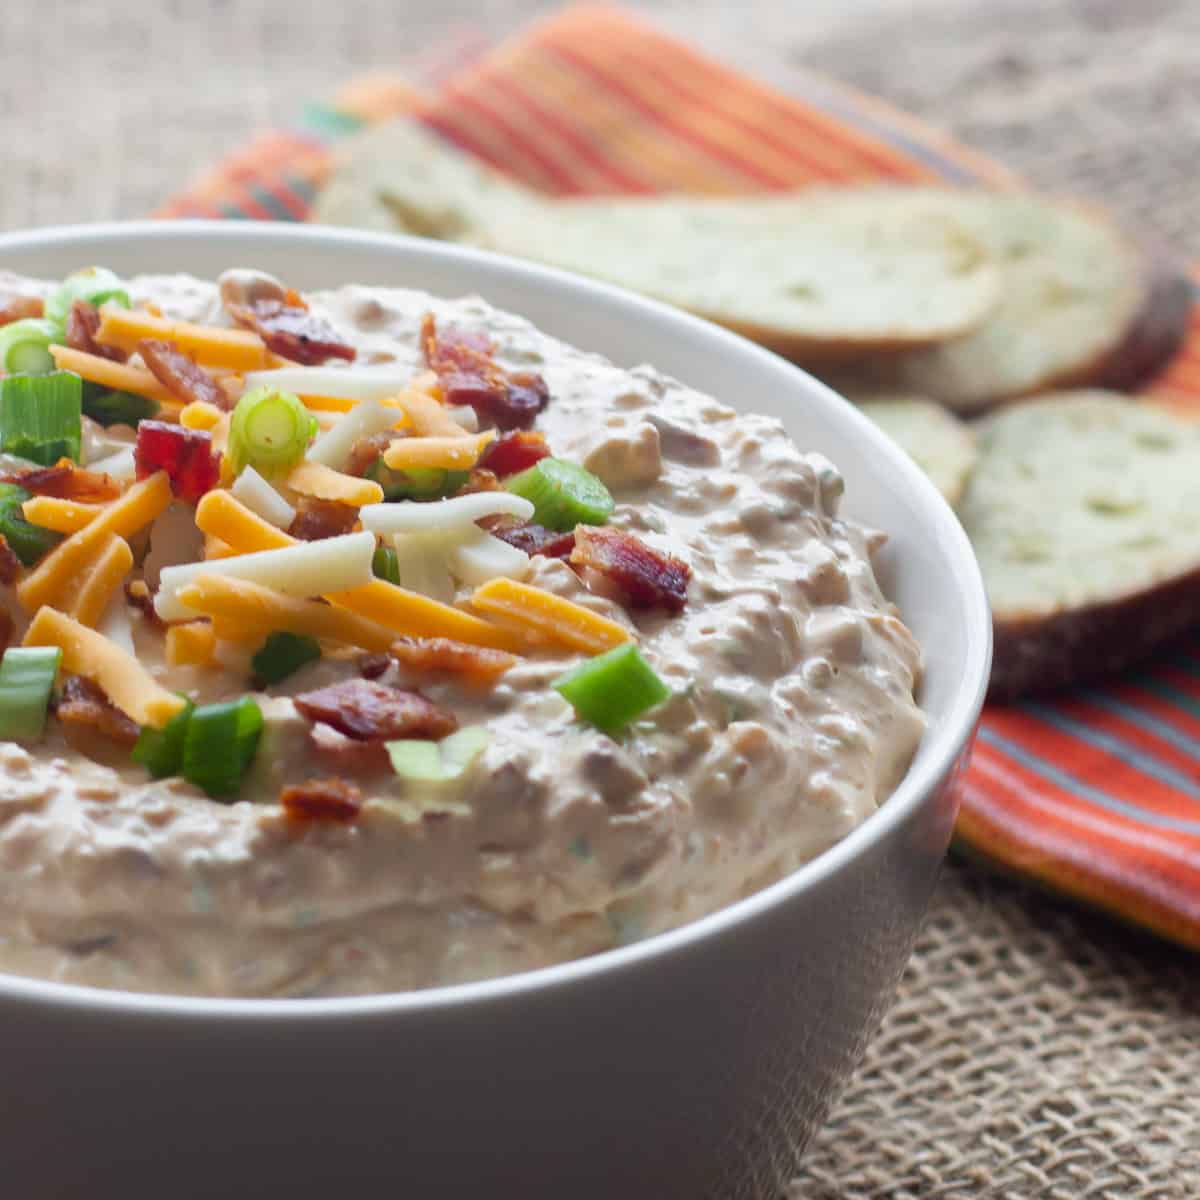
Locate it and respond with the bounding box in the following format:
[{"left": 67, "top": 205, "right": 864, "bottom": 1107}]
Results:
[{"left": 0, "top": 274, "right": 924, "bottom": 996}]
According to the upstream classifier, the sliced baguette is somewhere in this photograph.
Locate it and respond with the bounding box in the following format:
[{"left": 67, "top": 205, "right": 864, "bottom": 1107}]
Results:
[
  {"left": 959, "top": 392, "right": 1200, "bottom": 699},
  {"left": 313, "top": 124, "right": 1001, "bottom": 359},
  {"left": 856, "top": 397, "right": 977, "bottom": 507},
  {"left": 824, "top": 193, "right": 1191, "bottom": 412}
]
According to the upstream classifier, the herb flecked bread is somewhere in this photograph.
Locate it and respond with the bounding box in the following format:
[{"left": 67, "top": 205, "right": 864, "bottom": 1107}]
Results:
[
  {"left": 313, "top": 121, "right": 1002, "bottom": 361},
  {"left": 856, "top": 397, "right": 977, "bottom": 507},
  {"left": 959, "top": 392, "right": 1200, "bottom": 699},
  {"left": 824, "top": 193, "right": 1192, "bottom": 412}
]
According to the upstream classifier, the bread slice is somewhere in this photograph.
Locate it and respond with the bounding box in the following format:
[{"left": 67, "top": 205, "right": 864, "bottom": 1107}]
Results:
[
  {"left": 824, "top": 193, "right": 1191, "bottom": 412},
  {"left": 856, "top": 396, "right": 977, "bottom": 507},
  {"left": 959, "top": 392, "right": 1200, "bottom": 699},
  {"left": 313, "top": 124, "right": 1001, "bottom": 360}
]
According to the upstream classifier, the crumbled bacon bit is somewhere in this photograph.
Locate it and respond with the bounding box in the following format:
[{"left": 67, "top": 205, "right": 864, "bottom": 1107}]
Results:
[
  {"left": 479, "top": 430, "right": 551, "bottom": 478},
  {"left": 454, "top": 468, "right": 501, "bottom": 495},
  {"left": 124, "top": 578, "right": 164, "bottom": 627},
  {"left": 293, "top": 679, "right": 458, "bottom": 742},
  {"left": 135, "top": 420, "right": 221, "bottom": 503},
  {"left": 228, "top": 299, "right": 356, "bottom": 365},
  {"left": 138, "top": 338, "right": 228, "bottom": 409},
  {"left": 288, "top": 498, "right": 359, "bottom": 541},
  {"left": 0, "top": 295, "right": 43, "bottom": 326},
  {"left": 67, "top": 301, "right": 126, "bottom": 362},
  {"left": 280, "top": 777, "right": 364, "bottom": 823},
  {"left": 480, "top": 515, "right": 576, "bottom": 559},
  {"left": 54, "top": 675, "right": 140, "bottom": 748},
  {"left": 389, "top": 636, "right": 517, "bottom": 684},
  {"left": 421, "top": 313, "right": 550, "bottom": 432},
  {"left": 0, "top": 460, "right": 122, "bottom": 503},
  {"left": 357, "top": 652, "right": 392, "bottom": 680},
  {"left": 0, "top": 534, "right": 20, "bottom": 586},
  {"left": 345, "top": 431, "right": 394, "bottom": 478},
  {"left": 571, "top": 525, "right": 691, "bottom": 613},
  {"left": 308, "top": 723, "right": 391, "bottom": 773},
  {"left": 0, "top": 609, "right": 12, "bottom": 654}
]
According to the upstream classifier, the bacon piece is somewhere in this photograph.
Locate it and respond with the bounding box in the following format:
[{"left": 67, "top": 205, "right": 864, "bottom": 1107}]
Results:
[
  {"left": 67, "top": 301, "right": 126, "bottom": 362},
  {"left": 228, "top": 299, "right": 356, "bottom": 365},
  {"left": 138, "top": 338, "right": 227, "bottom": 409},
  {"left": 345, "top": 431, "right": 394, "bottom": 478},
  {"left": 288, "top": 498, "right": 359, "bottom": 542},
  {"left": 125, "top": 578, "right": 164, "bottom": 628},
  {"left": 571, "top": 525, "right": 691, "bottom": 613},
  {"left": 0, "top": 461, "right": 122, "bottom": 503},
  {"left": 0, "top": 295, "right": 43, "bottom": 326},
  {"left": 134, "top": 421, "right": 221, "bottom": 503},
  {"left": 0, "top": 608, "right": 11, "bottom": 654},
  {"left": 307, "top": 723, "right": 391, "bottom": 773},
  {"left": 454, "top": 468, "right": 501, "bottom": 495},
  {"left": 280, "top": 777, "right": 364, "bottom": 823},
  {"left": 480, "top": 515, "right": 575, "bottom": 560},
  {"left": 0, "top": 534, "right": 20, "bottom": 586},
  {"left": 389, "top": 636, "right": 517, "bottom": 684},
  {"left": 293, "top": 679, "right": 457, "bottom": 742},
  {"left": 54, "top": 675, "right": 140, "bottom": 748},
  {"left": 421, "top": 313, "right": 550, "bottom": 432},
  {"left": 357, "top": 652, "right": 392, "bottom": 680},
  {"left": 479, "top": 430, "right": 551, "bottom": 478}
]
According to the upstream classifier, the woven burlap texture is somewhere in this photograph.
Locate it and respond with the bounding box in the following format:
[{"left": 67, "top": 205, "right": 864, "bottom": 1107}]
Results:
[{"left": 4, "top": 0, "right": 1199, "bottom": 1195}]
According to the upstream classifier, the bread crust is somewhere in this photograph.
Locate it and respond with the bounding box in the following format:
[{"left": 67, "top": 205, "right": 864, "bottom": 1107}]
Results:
[{"left": 990, "top": 563, "right": 1200, "bottom": 701}]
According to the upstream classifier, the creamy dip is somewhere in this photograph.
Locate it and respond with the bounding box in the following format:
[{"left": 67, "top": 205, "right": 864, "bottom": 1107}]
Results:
[{"left": 0, "top": 272, "right": 924, "bottom": 997}]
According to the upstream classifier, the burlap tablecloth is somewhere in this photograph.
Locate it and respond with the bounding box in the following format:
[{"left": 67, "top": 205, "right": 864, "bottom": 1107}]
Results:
[{"left": 4, "top": 0, "right": 1198, "bottom": 1194}]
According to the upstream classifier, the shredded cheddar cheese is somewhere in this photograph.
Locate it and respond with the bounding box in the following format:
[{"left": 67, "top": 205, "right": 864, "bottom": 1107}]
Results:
[
  {"left": 69, "top": 535, "right": 133, "bottom": 628},
  {"left": 179, "top": 401, "right": 225, "bottom": 432},
  {"left": 165, "top": 620, "right": 217, "bottom": 667},
  {"left": 286, "top": 461, "right": 384, "bottom": 507},
  {"left": 17, "top": 472, "right": 173, "bottom": 613},
  {"left": 470, "top": 578, "right": 633, "bottom": 655},
  {"left": 177, "top": 576, "right": 396, "bottom": 653},
  {"left": 393, "top": 386, "right": 468, "bottom": 437},
  {"left": 23, "top": 606, "right": 186, "bottom": 727},
  {"left": 21, "top": 496, "right": 103, "bottom": 534},
  {"left": 382, "top": 429, "right": 496, "bottom": 471},
  {"left": 95, "top": 305, "right": 271, "bottom": 371},
  {"left": 48, "top": 345, "right": 180, "bottom": 410},
  {"left": 195, "top": 490, "right": 293, "bottom": 554}
]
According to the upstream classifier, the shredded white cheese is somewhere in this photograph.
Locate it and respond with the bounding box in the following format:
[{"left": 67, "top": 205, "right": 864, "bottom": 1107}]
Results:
[
  {"left": 231, "top": 466, "right": 297, "bottom": 529},
  {"left": 305, "top": 400, "right": 400, "bottom": 471},
  {"left": 360, "top": 492, "right": 534, "bottom": 535},
  {"left": 242, "top": 365, "right": 419, "bottom": 402},
  {"left": 448, "top": 530, "right": 531, "bottom": 586}
]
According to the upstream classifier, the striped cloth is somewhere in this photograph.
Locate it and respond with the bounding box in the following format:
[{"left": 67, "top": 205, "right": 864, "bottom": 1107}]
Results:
[{"left": 158, "top": 4, "right": 1200, "bottom": 951}]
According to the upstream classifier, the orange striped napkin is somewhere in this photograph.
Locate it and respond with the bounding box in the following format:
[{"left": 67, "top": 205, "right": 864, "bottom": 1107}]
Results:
[{"left": 159, "top": 4, "right": 1200, "bottom": 951}]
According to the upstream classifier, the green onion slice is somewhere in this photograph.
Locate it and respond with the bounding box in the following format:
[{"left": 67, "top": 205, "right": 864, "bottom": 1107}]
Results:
[
  {"left": 0, "top": 371, "right": 83, "bottom": 466},
  {"left": 552, "top": 644, "right": 671, "bottom": 737},
  {"left": 0, "top": 482, "right": 63, "bottom": 566},
  {"left": 372, "top": 544, "right": 400, "bottom": 586},
  {"left": 44, "top": 267, "right": 131, "bottom": 334},
  {"left": 251, "top": 632, "right": 321, "bottom": 686},
  {"left": 83, "top": 388, "right": 158, "bottom": 428},
  {"left": 386, "top": 725, "right": 491, "bottom": 783},
  {"left": 505, "top": 458, "right": 614, "bottom": 531},
  {"left": 181, "top": 697, "right": 264, "bottom": 798},
  {"left": 131, "top": 697, "right": 195, "bottom": 779},
  {"left": 227, "top": 386, "right": 318, "bottom": 477},
  {"left": 0, "top": 646, "right": 62, "bottom": 741},
  {"left": 364, "top": 461, "right": 469, "bottom": 501},
  {"left": 0, "top": 319, "right": 58, "bottom": 376}
]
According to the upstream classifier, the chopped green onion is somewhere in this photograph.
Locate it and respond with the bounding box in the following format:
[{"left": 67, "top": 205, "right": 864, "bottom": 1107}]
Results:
[
  {"left": 0, "top": 646, "right": 61, "bottom": 741},
  {"left": 505, "top": 458, "right": 614, "bottom": 531},
  {"left": 227, "top": 386, "right": 318, "bottom": 477},
  {"left": 386, "top": 724, "right": 491, "bottom": 783},
  {"left": 372, "top": 544, "right": 401, "bottom": 585},
  {"left": 83, "top": 388, "right": 158, "bottom": 428},
  {"left": 44, "top": 267, "right": 131, "bottom": 334},
  {"left": 552, "top": 644, "right": 671, "bottom": 737},
  {"left": 131, "top": 698, "right": 194, "bottom": 779},
  {"left": 251, "top": 632, "right": 321, "bottom": 686},
  {"left": 0, "top": 319, "right": 58, "bottom": 375},
  {"left": 181, "top": 697, "right": 264, "bottom": 798},
  {"left": 0, "top": 483, "right": 64, "bottom": 566},
  {"left": 0, "top": 371, "right": 83, "bottom": 465},
  {"left": 364, "top": 460, "right": 469, "bottom": 501}
]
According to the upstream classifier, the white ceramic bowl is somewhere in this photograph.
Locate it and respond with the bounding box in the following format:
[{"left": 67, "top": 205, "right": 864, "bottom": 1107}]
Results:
[{"left": 0, "top": 222, "right": 989, "bottom": 1199}]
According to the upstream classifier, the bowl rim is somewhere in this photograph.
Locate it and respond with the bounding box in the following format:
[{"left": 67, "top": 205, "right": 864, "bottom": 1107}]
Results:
[{"left": 0, "top": 220, "right": 992, "bottom": 1020}]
